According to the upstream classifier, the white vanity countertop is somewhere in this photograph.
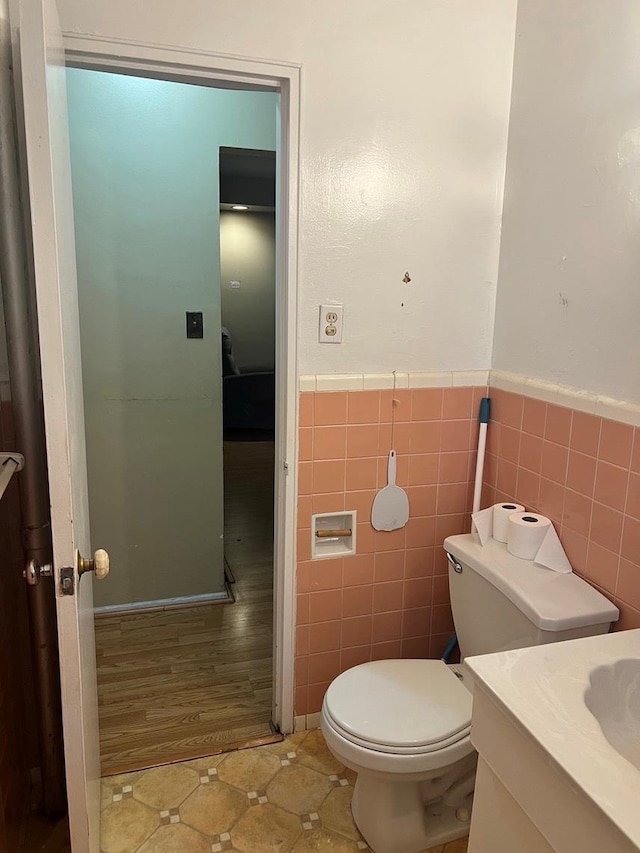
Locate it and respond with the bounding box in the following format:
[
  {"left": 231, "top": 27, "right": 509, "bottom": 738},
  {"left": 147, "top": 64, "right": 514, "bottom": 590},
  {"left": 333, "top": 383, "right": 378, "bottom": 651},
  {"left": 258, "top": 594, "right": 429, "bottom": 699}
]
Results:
[{"left": 466, "top": 629, "right": 640, "bottom": 850}]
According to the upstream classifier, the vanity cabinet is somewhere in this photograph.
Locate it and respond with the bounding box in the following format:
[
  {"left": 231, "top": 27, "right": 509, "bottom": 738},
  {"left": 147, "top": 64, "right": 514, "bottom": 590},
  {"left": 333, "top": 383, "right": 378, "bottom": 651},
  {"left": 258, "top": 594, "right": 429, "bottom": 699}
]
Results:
[{"left": 466, "top": 636, "right": 640, "bottom": 853}]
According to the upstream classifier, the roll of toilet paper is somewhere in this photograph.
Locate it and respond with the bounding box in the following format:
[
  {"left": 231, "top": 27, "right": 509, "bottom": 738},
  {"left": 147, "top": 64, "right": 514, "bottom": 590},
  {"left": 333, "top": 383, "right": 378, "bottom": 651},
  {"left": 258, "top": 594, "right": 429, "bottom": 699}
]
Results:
[
  {"left": 507, "top": 513, "right": 552, "bottom": 560},
  {"left": 493, "top": 502, "right": 525, "bottom": 543},
  {"left": 471, "top": 502, "right": 526, "bottom": 546}
]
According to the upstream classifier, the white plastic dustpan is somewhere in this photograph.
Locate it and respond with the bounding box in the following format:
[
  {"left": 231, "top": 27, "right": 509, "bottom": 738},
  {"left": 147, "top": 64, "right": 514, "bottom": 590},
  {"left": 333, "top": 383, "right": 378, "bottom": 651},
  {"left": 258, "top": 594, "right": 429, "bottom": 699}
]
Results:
[{"left": 371, "top": 450, "right": 409, "bottom": 531}]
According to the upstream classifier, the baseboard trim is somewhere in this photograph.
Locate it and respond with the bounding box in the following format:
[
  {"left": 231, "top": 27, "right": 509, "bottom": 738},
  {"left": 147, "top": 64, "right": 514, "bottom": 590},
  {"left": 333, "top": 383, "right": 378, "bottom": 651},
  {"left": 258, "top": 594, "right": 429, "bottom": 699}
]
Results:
[{"left": 94, "top": 588, "right": 234, "bottom": 617}]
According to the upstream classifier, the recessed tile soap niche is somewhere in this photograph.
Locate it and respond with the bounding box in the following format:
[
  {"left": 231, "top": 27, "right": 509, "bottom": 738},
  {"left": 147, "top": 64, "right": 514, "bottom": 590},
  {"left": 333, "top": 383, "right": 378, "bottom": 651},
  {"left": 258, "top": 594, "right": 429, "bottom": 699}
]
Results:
[{"left": 311, "top": 511, "right": 357, "bottom": 560}]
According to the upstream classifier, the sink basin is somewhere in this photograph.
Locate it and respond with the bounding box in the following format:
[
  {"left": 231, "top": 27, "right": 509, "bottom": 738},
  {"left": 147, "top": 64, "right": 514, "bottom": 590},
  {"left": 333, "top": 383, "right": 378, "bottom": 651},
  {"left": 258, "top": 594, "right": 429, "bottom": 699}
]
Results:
[{"left": 584, "top": 658, "right": 640, "bottom": 771}]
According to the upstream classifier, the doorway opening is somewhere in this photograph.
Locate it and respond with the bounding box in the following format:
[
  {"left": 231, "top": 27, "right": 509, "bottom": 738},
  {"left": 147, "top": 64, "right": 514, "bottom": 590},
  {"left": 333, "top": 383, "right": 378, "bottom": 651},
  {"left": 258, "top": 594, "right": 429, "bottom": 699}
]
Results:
[
  {"left": 220, "top": 145, "right": 278, "bottom": 767},
  {"left": 65, "top": 67, "right": 281, "bottom": 774}
]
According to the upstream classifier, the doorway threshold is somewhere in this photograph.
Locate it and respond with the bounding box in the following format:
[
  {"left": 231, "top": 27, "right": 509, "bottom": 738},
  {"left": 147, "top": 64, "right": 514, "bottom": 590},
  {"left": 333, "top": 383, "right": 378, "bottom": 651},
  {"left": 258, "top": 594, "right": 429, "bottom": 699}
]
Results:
[{"left": 103, "top": 729, "right": 284, "bottom": 777}]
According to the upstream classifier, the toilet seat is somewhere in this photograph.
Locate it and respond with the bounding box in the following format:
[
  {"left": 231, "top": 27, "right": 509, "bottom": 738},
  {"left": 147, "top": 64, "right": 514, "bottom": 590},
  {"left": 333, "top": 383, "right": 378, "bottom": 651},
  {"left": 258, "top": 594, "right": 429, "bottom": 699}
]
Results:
[{"left": 323, "top": 659, "right": 472, "bottom": 755}]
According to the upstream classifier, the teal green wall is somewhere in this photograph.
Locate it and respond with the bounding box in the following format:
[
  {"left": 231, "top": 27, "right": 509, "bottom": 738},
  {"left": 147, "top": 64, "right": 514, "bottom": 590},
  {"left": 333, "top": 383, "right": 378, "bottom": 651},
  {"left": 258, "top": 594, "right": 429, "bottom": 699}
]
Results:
[{"left": 66, "top": 69, "right": 277, "bottom": 607}]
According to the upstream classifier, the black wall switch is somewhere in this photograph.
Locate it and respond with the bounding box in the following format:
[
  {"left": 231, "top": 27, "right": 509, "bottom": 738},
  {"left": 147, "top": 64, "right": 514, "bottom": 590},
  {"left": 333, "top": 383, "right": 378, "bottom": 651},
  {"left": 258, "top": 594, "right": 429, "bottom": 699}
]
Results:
[{"left": 186, "top": 311, "right": 204, "bottom": 339}]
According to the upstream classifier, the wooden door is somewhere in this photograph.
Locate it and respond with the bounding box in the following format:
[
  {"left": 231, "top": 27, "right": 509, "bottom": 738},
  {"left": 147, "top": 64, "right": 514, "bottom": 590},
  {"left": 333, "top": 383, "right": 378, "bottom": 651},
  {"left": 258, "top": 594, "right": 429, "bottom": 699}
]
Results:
[{"left": 20, "top": 0, "right": 102, "bottom": 849}]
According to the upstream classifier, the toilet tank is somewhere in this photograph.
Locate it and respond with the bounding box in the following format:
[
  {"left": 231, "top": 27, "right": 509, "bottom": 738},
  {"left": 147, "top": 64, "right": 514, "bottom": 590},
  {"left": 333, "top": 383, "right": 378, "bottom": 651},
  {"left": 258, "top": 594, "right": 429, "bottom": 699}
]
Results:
[{"left": 443, "top": 534, "right": 619, "bottom": 659}]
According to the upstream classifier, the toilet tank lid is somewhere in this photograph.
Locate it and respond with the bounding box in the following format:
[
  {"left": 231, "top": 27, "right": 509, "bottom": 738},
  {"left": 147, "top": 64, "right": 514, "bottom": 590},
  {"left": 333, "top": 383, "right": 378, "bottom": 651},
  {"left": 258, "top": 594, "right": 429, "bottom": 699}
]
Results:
[{"left": 444, "top": 534, "right": 619, "bottom": 631}]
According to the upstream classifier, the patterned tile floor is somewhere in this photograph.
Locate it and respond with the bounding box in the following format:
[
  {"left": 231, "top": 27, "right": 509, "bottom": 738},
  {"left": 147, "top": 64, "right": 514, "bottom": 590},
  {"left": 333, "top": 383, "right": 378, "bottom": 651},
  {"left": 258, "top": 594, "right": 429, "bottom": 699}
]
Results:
[{"left": 101, "top": 729, "right": 469, "bottom": 853}]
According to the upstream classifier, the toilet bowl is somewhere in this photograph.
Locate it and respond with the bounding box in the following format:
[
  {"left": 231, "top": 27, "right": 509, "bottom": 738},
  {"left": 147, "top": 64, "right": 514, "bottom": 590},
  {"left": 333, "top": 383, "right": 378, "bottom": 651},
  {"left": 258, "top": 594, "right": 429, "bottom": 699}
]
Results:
[{"left": 321, "top": 658, "right": 476, "bottom": 853}]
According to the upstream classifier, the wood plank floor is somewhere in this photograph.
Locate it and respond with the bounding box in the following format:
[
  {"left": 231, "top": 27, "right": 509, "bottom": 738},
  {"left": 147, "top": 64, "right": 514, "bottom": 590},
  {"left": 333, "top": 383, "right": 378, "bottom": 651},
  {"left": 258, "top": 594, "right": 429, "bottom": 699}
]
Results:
[{"left": 96, "top": 440, "right": 276, "bottom": 775}]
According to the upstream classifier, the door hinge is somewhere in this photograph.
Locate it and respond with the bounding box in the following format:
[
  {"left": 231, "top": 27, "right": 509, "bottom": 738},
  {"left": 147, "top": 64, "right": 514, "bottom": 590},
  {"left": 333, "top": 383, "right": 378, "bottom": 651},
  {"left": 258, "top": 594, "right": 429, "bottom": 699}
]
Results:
[{"left": 23, "top": 558, "right": 52, "bottom": 586}]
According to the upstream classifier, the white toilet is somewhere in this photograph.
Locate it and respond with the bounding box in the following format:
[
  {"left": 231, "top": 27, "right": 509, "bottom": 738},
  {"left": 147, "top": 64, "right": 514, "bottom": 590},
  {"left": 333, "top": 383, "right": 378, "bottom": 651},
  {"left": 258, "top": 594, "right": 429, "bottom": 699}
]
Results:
[{"left": 321, "top": 532, "right": 619, "bottom": 853}]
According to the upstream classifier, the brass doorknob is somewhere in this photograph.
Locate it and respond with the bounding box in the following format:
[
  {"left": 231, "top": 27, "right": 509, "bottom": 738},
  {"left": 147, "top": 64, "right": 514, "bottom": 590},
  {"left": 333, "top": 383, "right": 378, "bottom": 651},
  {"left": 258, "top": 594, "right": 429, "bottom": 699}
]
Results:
[{"left": 78, "top": 549, "right": 110, "bottom": 580}]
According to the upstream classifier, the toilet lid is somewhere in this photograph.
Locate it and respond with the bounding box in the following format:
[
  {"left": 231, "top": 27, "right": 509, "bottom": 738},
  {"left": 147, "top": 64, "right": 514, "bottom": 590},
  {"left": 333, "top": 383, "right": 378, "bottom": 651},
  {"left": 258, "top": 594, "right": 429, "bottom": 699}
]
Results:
[{"left": 324, "top": 659, "right": 472, "bottom": 752}]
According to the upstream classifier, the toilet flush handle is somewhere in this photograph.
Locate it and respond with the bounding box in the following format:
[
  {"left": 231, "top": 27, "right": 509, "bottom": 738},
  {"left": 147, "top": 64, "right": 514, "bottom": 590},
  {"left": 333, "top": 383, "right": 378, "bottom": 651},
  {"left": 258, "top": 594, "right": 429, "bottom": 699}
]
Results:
[{"left": 446, "top": 552, "right": 463, "bottom": 573}]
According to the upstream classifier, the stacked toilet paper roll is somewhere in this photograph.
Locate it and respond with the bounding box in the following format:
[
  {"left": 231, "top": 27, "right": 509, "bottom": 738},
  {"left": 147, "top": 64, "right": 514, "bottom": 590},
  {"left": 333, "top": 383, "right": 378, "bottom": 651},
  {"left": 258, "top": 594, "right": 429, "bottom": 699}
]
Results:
[
  {"left": 493, "top": 502, "right": 525, "bottom": 543},
  {"left": 506, "top": 511, "right": 572, "bottom": 572},
  {"left": 471, "top": 502, "right": 524, "bottom": 545},
  {"left": 471, "top": 503, "right": 572, "bottom": 573},
  {"left": 506, "top": 513, "right": 552, "bottom": 560}
]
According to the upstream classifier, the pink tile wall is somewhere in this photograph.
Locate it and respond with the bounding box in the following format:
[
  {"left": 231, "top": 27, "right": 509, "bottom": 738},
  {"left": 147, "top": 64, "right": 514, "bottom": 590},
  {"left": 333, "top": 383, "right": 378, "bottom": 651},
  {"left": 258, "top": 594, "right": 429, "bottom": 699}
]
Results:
[
  {"left": 483, "top": 388, "right": 640, "bottom": 633},
  {"left": 296, "top": 386, "right": 485, "bottom": 715}
]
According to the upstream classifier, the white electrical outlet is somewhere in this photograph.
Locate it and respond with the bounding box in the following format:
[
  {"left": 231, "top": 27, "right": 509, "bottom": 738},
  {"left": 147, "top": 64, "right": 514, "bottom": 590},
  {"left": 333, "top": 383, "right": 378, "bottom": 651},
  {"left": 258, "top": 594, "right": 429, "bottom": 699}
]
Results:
[{"left": 319, "top": 304, "right": 343, "bottom": 343}]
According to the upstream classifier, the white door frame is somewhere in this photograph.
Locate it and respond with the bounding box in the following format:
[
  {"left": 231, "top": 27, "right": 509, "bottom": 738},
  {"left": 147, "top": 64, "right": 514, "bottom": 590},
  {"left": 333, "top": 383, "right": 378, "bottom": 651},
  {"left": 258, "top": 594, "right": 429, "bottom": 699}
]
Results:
[{"left": 63, "top": 33, "right": 300, "bottom": 734}]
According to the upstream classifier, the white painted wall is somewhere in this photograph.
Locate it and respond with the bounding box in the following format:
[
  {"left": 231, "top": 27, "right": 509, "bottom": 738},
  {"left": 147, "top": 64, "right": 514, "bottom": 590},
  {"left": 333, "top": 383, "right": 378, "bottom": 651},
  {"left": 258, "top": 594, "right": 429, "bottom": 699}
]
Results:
[
  {"left": 56, "top": 0, "right": 518, "bottom": 377},
  {"left": 220, "top": 211, "right": 276, "bottom": 372},
  {"left": 493, "top": 1, "right": 640, "bottom": 404}
]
